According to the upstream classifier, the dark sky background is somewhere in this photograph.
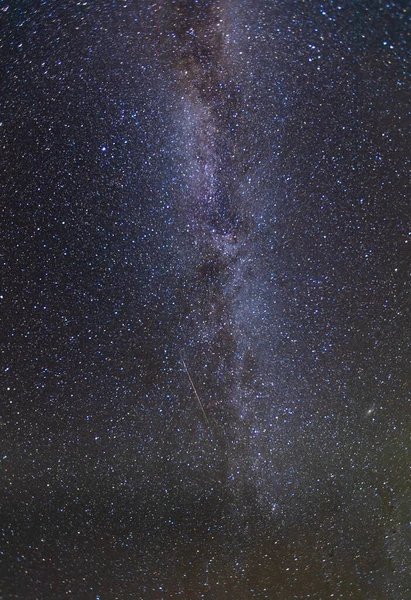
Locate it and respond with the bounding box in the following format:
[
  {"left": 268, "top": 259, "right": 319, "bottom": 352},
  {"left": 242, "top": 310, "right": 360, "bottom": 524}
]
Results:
[{"left": 1, "top": 1, "right": 410, "bottom": 599}]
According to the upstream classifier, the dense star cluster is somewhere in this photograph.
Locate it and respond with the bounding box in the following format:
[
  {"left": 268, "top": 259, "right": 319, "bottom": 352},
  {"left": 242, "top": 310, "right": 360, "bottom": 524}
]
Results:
[{"left": 1, "top": 1, "right": 410, "bottom": 598}]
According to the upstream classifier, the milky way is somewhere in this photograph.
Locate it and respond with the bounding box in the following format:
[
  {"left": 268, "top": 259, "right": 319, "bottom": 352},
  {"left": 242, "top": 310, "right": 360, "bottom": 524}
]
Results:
[
  {"left": 160, "top": 1, "right": 288, "bottom": 515},
  {"left": 1, "top": 1, "right": 410, "bottom": 598}
]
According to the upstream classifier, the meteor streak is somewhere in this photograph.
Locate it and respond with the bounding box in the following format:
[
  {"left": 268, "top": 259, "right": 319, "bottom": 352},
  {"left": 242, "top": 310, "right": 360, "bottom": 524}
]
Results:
[{"left": 179, "top": 352, "right": 210, "bottom": 426}]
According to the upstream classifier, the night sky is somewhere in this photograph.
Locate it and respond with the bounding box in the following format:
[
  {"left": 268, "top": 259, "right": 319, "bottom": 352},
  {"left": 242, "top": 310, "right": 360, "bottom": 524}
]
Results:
[{"left": 1, "top": 1, "right": 410, "bottom": 599}]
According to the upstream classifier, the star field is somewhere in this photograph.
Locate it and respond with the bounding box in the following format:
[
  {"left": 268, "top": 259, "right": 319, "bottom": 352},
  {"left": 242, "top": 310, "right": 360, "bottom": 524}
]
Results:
[{"left": 0, "top": 1, "right": 410, "bottom": 599}]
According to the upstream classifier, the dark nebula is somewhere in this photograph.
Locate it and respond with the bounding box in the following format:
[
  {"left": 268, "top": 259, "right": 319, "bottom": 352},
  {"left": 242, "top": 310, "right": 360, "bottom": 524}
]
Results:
[{"left": 1, "top": 1, "right": 410, "bottom": 599}]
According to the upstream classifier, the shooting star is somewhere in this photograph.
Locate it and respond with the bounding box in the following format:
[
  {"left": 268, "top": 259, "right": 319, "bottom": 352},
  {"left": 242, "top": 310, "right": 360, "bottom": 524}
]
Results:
[{"left": 179, "top": 352, "right": 210, "bottom": 426}]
